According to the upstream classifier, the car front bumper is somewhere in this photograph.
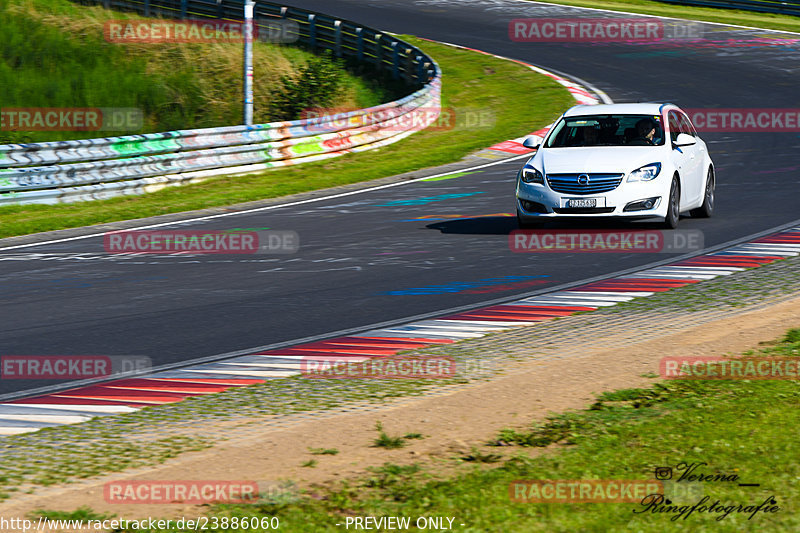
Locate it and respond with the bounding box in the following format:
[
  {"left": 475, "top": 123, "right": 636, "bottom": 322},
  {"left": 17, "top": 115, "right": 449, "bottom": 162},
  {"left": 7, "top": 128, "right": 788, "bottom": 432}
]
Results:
[{"left": 516, "top": 175, "right": 670, "bottom": 221}]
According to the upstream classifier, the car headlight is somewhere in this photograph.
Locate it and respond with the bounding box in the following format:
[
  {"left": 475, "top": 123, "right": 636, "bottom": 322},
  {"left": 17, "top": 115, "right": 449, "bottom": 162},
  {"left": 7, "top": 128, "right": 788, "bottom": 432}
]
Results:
[
  {"left": 627, "top": 162, "right": 662, "bottom": 182},
  {"left": 520, "top": 166, "right": 544, "bottom": 184}
]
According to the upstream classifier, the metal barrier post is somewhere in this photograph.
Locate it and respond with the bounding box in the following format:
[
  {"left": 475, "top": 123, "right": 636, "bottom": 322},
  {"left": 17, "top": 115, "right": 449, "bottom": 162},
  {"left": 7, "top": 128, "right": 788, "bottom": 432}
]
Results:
[
  {"left": 308, "top": 14, "right": 316, "bottom": 49},
  {"left": 404, "top": 47, "right": 415, "bottom": 83},
  {"left": 243, "top": 0, "right": 255, "bottom": 126},
  {"left": 391, "top": 41, "right": 400, "bottom": 79},
  {"left": 375, "top": 33, "right": 383, "bottom": 69},
  {"left": 356, "top": 28, "right": 364, "bottom": 61},
  {"left": 334, "top": 20, "right": 342, "bottom": 57}
]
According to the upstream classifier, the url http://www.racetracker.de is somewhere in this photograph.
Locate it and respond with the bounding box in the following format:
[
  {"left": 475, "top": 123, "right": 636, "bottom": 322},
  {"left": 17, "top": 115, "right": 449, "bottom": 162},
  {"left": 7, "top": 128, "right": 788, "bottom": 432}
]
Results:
[{"left": 0, "top": 516, "right": 281, "bottom": 532}]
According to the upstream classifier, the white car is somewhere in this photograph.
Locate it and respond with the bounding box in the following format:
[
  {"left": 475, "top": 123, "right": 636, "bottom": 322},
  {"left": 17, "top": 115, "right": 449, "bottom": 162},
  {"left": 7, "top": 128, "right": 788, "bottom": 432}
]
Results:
[{"left": 516, "top": 103, "right": 714, "bottom": 229}]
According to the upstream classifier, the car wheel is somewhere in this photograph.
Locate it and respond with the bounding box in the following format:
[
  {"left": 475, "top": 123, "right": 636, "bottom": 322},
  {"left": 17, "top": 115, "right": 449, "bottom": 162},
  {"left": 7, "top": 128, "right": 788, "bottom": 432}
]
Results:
[
  {"left": 690, "top": 167, "right": 714, "bottom": 218},
  {"left": 662, "top": 176, "right": 680, "bottom": 229}
]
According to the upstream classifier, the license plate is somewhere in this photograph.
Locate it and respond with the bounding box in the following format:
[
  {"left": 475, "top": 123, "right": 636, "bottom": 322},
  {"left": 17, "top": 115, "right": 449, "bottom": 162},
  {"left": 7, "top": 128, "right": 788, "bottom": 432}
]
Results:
[{"left": 568, "top": 198, "right": 596, "bottom": 208}]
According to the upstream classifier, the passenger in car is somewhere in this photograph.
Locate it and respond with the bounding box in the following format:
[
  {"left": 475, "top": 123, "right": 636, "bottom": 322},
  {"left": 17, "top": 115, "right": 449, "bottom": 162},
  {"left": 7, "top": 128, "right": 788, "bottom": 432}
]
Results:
[{"left": 579, "top": 126, "right": 599, "bottom": 146}]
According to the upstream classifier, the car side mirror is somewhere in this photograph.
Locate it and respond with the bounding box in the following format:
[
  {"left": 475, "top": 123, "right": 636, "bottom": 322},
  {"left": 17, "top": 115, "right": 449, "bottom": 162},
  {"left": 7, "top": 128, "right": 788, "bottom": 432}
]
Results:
[
  {"left": 673, "top": 133, "right": 696, "bottom": 148},
  {"left": 522, "top": 137, "right": 540, "bottom": 150}
]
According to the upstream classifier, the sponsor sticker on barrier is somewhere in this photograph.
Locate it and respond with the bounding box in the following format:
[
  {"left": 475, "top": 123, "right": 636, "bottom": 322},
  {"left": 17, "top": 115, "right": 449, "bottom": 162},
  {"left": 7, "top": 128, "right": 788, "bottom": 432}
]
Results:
[
  {"left": 0, "top": 108, "right": 143, "bottom": 132},
  {"left": 103, "top": 230, "right": 299, "bottom": 254},
  {"left": 0, "top": 355, "right": 151, "bottom": 379},
  {"left": 509, "top": 230, "right": 703, "bottom": 253}
]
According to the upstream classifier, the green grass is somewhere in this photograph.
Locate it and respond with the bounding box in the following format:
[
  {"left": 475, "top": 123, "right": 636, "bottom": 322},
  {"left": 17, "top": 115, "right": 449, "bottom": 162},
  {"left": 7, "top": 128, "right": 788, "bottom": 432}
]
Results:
[
  {"left": 32, "top": 507, "right": 113, "bottom": 521},
  {"left": 524, "top": 0, "right": 800, "bottom": 33},
  {"left": 308, "top": 447, "right": 340, "bottom": 456},
  {"left": 1, "top": 0, "right": 389, "bottom": 144},
  {"left": 73, "top": 327, "right": 800, "bottom": 532},
  {"left": 372, "top": 421, "right": 407, "bottom": 449},
  {"left": 0, "top": 35, "right": 573, "bottom": 238}
]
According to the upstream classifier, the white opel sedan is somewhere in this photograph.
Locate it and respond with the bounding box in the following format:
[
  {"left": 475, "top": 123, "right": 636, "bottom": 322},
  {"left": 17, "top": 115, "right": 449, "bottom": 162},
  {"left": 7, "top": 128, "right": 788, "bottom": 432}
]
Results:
[{"left": 516, "top": 103, "right": 714, "bottom": 229}]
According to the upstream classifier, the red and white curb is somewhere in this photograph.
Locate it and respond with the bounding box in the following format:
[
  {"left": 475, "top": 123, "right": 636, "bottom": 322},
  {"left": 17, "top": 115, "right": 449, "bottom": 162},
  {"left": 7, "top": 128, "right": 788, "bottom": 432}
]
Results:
[
  {"left": 2, "top": 227, "right": 798, "bottom": 435},
  {"left": 416, "top": 38, "right": 607, "bottom": 156}
]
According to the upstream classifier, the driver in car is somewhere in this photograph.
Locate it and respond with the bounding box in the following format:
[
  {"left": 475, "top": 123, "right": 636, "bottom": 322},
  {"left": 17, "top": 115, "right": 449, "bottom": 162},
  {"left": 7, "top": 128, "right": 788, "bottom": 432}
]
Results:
[{"left": 632, "top": 118, "right": 657, "bottom": 145}]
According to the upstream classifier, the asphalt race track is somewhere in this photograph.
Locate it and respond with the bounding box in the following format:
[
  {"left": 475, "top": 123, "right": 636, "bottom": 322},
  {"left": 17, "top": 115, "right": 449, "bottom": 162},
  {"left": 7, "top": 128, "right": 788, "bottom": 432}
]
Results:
[{"left": 2, "top": 0, "right": 799, "bottom": 397}]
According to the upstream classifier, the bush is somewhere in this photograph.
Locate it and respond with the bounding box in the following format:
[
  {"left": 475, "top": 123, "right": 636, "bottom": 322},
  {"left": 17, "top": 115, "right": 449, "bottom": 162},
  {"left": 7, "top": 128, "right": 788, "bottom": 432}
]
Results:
[{"left": 268, "top": 51, "right": 345, "bottom": 121}]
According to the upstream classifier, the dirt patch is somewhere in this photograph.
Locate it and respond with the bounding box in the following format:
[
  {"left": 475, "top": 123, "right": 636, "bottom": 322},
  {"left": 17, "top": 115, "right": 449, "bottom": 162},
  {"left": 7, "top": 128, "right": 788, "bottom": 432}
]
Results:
[{"left": 3, "top": 294, "right": 800, "bottom": 524}]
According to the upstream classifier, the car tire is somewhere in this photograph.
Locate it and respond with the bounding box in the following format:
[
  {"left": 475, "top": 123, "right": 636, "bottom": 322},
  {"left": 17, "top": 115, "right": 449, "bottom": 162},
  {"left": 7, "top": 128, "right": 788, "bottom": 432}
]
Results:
[
  {"left": 690, "top": 167, "right": 714, "bottom": 218},
  {"left": 662, "top": 176, "right": 680, "bottom": 229}
]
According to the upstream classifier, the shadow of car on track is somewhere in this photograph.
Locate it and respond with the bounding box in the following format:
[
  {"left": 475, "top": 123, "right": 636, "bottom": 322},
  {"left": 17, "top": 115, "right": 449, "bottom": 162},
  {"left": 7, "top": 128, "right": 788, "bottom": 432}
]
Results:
[{"left": 425, "top": 216, "right": 670, "bottom": 235}]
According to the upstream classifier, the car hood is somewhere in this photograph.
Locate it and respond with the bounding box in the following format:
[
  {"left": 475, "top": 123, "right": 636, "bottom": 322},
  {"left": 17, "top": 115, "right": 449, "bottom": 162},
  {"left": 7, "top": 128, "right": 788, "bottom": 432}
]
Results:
[{"left": 535, "top": 147, "right": 662, "bottom": 175}]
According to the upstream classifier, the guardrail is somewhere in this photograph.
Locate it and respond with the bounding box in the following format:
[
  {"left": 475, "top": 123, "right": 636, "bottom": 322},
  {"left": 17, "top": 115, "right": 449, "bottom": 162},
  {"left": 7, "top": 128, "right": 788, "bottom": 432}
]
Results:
[
  {"left": 0, "top": 1, "right": 441, "bottom": 205},
  {"left": 659, "top": 0, "right": 800, "bottom": 16}
]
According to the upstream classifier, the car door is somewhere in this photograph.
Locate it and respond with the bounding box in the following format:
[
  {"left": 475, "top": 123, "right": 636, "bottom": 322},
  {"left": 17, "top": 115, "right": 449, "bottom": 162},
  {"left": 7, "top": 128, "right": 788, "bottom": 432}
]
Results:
[
  {"left": 678, "top": 112, "right": 704, "bottom": 204},
  {"left": 667, "top": 111, "right": 692, "bottom": 207}
]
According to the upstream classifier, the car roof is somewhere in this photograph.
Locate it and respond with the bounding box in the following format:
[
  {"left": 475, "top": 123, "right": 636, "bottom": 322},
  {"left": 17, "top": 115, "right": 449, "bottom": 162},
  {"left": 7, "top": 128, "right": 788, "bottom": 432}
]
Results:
[{"left": 564, "top": 103, "right": 679, "bottom": 116}]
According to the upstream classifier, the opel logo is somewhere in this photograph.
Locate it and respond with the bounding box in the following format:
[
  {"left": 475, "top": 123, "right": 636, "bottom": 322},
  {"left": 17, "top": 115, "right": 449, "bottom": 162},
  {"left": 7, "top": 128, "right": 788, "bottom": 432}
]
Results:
[{"left": 577, "top": 174, "right": 590, "bottom": 186}]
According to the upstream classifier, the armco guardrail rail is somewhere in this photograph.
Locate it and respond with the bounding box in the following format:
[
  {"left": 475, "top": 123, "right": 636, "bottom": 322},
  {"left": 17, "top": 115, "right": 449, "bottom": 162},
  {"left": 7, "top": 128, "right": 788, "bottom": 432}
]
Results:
[
  {"left": 659, "top": 0, "right": 800, "bottom": 15},
  {"left": 0, "top": 1, "right": 441, "bottom": 205}
]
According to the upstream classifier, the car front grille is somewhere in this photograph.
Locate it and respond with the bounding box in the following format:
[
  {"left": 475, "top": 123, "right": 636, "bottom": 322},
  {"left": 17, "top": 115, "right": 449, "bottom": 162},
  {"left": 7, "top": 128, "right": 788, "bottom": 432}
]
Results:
[{"left": 547, "top": 173, "right": 624, "bottom": 195}]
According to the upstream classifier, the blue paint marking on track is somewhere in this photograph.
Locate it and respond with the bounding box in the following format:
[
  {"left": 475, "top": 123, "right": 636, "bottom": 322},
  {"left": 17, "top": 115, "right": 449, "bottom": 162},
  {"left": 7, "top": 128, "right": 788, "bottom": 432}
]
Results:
[
  {"left": 379, "top": 275, "right": 550, "bottom": 295},
  {"left": 376, "top": 192, "right": 485, "bottom": 207}
]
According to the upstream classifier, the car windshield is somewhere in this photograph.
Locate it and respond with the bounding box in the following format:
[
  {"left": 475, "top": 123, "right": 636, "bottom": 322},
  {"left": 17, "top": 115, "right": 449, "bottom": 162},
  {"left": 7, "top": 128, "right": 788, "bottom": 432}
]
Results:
[{"left": 545, "top": 114, "right": 666, "bottom": 148}]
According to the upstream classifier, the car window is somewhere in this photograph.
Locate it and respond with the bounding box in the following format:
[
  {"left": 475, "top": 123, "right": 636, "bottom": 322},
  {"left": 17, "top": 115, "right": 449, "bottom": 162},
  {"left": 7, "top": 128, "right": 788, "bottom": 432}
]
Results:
[
  {"left": 667, "top": 111, "right": 682, "bottom": 143},
  {"left": 679, "top": 112, "right": 697, "bottom": 137},
  {"left": 544, "top": 114, "right": 665, "bottom": 147}
]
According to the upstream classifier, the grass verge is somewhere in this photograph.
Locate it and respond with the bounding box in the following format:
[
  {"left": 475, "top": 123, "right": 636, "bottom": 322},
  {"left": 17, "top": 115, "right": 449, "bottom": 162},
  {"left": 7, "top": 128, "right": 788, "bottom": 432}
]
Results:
[
  {"left": 0, "top": 36, "right": 573, "bottom": 238},
  {"left": 1, "top": 0, "right": 388, "bottom": 143},
  {"left": 524, "top": 0, "right": 800, "bottom": 33},
  {"left": 71, "top": 327, "right": 800, "bottom": 532}
]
